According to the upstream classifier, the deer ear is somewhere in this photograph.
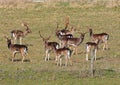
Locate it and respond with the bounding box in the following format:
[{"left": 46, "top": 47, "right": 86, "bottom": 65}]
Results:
[{"left": 38, "top": 31, "right": 44, "bottom": 40}]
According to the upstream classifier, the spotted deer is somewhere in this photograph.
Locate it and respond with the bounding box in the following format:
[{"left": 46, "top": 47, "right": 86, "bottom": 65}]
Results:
[
  {"left": 55, "top": 23, "right": 74, "bottom": 47},
  {"left": 5, "top": 36, "right": 30, "bottom": 62},
  {"left": 61, "top": 32, "right": 86, "bottom": 55},
  {"left": 53, "top": 46, "right": 72, "bottom": 67},
  {"left": 39, "top": 31, "right": 59, "bottom": 61},
  {"left": 11, "top": 23, "right": 31, "bottom": 44},
  {"left": 89, "top": 28, "right": 109, "bottom": 50},
  {"left": 56, "top": 16, "right": 76, "bottom": 36}
]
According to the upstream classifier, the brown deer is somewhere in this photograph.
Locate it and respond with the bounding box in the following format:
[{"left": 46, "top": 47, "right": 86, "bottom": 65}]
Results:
[
  {"left": 89, "top": 28, "right": 109, "bottom": 50},
  {"left": 56, "top": 16, "right": 76, "bottom": 36},
  {"left": 61, "top": 32, "right": 86, "bottom": 55},
  {"left": 39, "top": 31, "right": 59, "bottom": 61},
  {"left": 85, "top": 40, "right": 99, "bottom": 61},
  {"left": 11, "top": 23, "right": 31, "bottom": 44},
  {"left": 55, "top": 23, "right": 74, "bottom": 47},
  {"left": 53, "top": 46, "right": 72, "bottom": 66},
  {"left": 5, "top": 36, "right": 30, "bottom": 62}
]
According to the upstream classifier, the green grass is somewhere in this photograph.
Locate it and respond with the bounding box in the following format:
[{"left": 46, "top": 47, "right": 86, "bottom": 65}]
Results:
[{"left": 0, "top": 2, "right": 120, "bottom": 85}]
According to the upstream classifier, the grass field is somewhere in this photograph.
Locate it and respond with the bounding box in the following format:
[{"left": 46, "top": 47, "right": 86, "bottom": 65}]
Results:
[{"left": 0, "top": 1, "right": 120, "bottom": 85}]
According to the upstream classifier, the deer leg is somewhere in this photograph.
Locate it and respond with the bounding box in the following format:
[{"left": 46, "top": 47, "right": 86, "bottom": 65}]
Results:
[
  {"left": 57, "top": 55, "right": 60, "bottom": 66},
  {"left": 75, "top": 47, "right": 78, "bottom": 55},
  {"left": 45, "top": 50, "right": 48, "bottom": 61},
  {"left": 72, "top": 48, "right": 75, "bottom": 55},
  {"left": 25, "top": 52, "right": 31, "bottom": 62},
  {"left": 21, "top": 53, "right": 25, "bottom": 63},
  {"left": 105, "top": 41, "right": 108, "bottom": 50},
  {"left": 60, "top": 57, "right": 62, "bottom": 67},
  {"left": 94, "top": 49, "right": 97, "bottom": 61},
  {"left": 86, "top": 46, "right": 90, "bottom": 61},
  {"left": 86, "top": 52, "right": 89, "bottom": 61},
  {"left": 68, "top": 56, "right": 72, "bottom": 66},
  {"left": 65, "top": 56, "right": 68, "bottom": 66},
  {"left": 48, "top": 53, "right": 50, "bottom": 61},
  {"left": 12, "top": 52, "right": 16, "bottom": 62},
  {"left": 55, "top": 55, "right": 58, "bottom": 62}
]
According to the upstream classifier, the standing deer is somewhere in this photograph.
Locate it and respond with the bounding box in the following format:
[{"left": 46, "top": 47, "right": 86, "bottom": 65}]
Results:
[
  {"left": 39, "top": 31, "right": 59, "bottom": 61},
  {"left": 56, "top": 16, "right": 76, "bottom": 36},
  {"left": 5, "top": 36, "right": 30, "bottom": 62},
  {"left": 53, "top": 46, "right": 72, "bottom": 66},
  {"left": 89, "top": 28, "right": 109, "bottom": 50},
  {"left": 55, "top": 23, "right": 75, "bottom": 47},
  {"left": 61, "top": 32, "right": 86, "bottom": 55},
  {"left": 11, "top": 23, "right": 31, "bottom": 44}
]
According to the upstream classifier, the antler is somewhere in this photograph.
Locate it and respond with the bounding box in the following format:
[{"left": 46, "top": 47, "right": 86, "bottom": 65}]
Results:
[
  {"left": 21, "top": 22, "right": 28, "bottom": 27},
  {"left": 56, "top": 22, "right": 59, "bottom": 31},
  {"left": 64, "top": 16, "right": 69, "bottom": 30},
  {"left": 38, "top": 31, "right": 44, "bottom": 39}
]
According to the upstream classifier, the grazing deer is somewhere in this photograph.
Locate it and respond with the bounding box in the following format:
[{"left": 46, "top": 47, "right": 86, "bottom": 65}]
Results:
[
  {"left": 61, "top": 32, "right": 86, "bottom": 55},
  {"left": 11, "top": 23, "right": 31, "bottom": 44},
  {"left": 53, "top": 46, "right": 72, "bottom": 66},
  {"left": 39, "top": 31, "right": 59, "bottom": 61},
  {"left": 86, "top": 40, "right": 99, "bottom": 61},
  {"left": 89, "top": 29, "right": 109, "bottom": 50},
  {"left": 5, "top": 36, "right": 30, "bottom": 62}
]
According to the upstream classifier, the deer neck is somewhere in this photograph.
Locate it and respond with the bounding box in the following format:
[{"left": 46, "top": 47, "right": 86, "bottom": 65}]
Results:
[
  {"left": 90, "top": 30, "right": 93, "bottom": 37},
  {"left": 8, "top": 41, "right": 12, "bottom": 49},
  {"left": 79, "top": 36, "right": 84, "bottom": 44}
]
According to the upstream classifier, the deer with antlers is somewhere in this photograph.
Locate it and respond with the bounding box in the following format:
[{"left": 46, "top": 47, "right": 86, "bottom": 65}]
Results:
[
  {"left": 55, "top": 23, "right": 75, "bottom": 47},
  {"left": 85, "top": 40, "right": 100, "bottom": 61},
  {"left": 39, "top": 31, "right": 59, "bottom": 61},
  {"left": 5, "top": 36, "right": 30, "bottom": 62},
  {"left": 53, "top": 46, "right": 72, "bottom": 66},
  {"left": 61, "top": 32, "right": 86, "bottom": 55},
  {"left": 89, "top": 28, "right": 109, "bottom": 50},
  {"left": 56, "top": 16, "right": 76, "bottom": 36},
  {"left": 11, "top": 23, "right": 31, "bottom": 44}
]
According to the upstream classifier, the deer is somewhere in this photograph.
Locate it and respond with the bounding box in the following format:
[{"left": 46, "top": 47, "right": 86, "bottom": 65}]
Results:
[
  {"left": 89, "top": 28, "right": 109, "bottom": 50},
  {"left": 55, "top": 23, "right": 74, "bottom": 47},
  {"left": 85, "top": 40, "right": 100, "bottom": 61},
  {"left": 53, "top": 46, "right": 72, "bottom": 67},
  {"left": 11, "top": 23, "right": 31, "bottom": 44},
  {"left": 60, "top": 32, "right": 86, "bottom": 55},
  {"left": 39, "top": 31, "right": 59, "bottom": 61},
  {"left": 56, "top": 16, "right": 76, "bottom": 36},
  {"left": 5, "top": 36, "right": 30, "bottom": 62}
]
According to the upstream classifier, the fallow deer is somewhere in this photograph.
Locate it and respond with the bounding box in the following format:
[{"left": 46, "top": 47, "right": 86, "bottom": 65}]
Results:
[
  {"left": 5, "top": 36, "right": 30, "bottom": 62},
  {"left": 56, "top": 16, "right": 76, "bottom": 36},
  {"left": 55, "top": 23, "right": 74, "bottom": 47},
  {"left": 86, "top": 40, "right": 99, "bottom": 61},
  {"left": 53, "top": 46, "right": 72, "bottom": 66},
  {"left": 89, "top": 28, "right": 109, "bottom": 50},
  {"left": 39, "top": 31, "right": 59, "bottom": 61},
  {"left": 11, "top": 23, "right": 31, "bottom": 44},
  {"left": 61, "top": 32, "right": 86, "bottom": 55}
]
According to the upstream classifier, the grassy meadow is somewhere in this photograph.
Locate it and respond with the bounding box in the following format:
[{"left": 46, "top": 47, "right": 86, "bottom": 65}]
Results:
[{"left": 0, "top": 1, "right": 120, "bottom": 85}]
